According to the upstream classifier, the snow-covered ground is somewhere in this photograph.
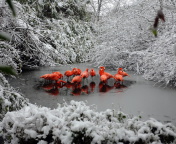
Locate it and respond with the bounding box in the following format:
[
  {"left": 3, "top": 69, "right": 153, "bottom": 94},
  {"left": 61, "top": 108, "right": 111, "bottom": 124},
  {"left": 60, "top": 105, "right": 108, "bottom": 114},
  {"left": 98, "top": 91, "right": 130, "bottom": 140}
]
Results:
[{"left": 1, "top": 100, "right": 176, "bottom": 144}]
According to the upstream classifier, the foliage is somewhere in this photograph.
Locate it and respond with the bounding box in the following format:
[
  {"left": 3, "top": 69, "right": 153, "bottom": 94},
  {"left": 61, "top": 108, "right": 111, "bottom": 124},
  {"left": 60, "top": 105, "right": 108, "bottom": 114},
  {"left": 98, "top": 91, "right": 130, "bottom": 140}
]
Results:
[
  {"left": 0, "top": 73, "right": 28, "bottom": 121},
  {"left": 89, "top": 0, "right": 176, "bottom": 86},
  {"left": 15, "top": 0, "right": 91, "bottom": 20},
  {"left": 0, "top": 100, "right": 175, "bottom": 143},
  {"left": 0, "top": 0, "right": 94, "bottom": 71}
]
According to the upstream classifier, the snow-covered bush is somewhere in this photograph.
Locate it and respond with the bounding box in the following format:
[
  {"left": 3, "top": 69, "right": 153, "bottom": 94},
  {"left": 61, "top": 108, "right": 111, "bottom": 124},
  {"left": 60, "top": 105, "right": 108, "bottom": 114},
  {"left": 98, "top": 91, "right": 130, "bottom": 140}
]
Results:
[
  {"left": 0, "top": 73, "right": 28, "bottom": 121},
  {"left": 0, "top": 0, "right": 94, "bottom": 72},
  {"left": 90, "top": 0, "right": 176, "bottom": 86},
  {"left": 0, "top": 100, "right": 176, "bottom": 144},
  {"left": 16, "top": 0, "right": 91, "bottom": 20},
  {"left": 0, "top": 42, "right": 22, "bottom": 73}
]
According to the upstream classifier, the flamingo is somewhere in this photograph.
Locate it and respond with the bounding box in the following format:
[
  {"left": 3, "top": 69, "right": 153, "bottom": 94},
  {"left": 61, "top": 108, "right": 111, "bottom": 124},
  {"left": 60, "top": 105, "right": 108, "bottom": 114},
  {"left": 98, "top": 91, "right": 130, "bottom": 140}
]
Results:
[
  {"left": 71, "top": 75, "right": 82, "bottom": 84},
  {"left": 90, "top": 68, "right": 96, "bottom": 79},
  {"left": 40, "top": 73, "right": 60, "bottom": 83},
  {"left": 81, "top": 68, "right": 89, "bottom": 80},
  {"left": 50, "top": 73, "right": 61, "bottom": 82},
  {"left": 64, "top": 68, "right": 75, "bottom": 81},
  {"left": 118, "top": 68, "right": 129, "bottom": 77},
  {"left": 114, "top": 73, "right": 123, "bottom": 82},
  {"left": 72, "top": 68, "right": 82, "bottom": 75},
  {"left": 77, "top": 68, "right": 82, "bottom": 75},
  {"left": 99, "top": 66, "right": 105, "bottom": 76},
  {"left": 40, "top": 74, "right": 52, "bottom": 80},
  {"left": 100, "top": 74, "right": 108, "bottom": 83},
  {"left": 52, "top": 71, "right": 63, "bottom": 79},
  {"left": 99, "top": 66, "right": 114, "bottom": 79}
]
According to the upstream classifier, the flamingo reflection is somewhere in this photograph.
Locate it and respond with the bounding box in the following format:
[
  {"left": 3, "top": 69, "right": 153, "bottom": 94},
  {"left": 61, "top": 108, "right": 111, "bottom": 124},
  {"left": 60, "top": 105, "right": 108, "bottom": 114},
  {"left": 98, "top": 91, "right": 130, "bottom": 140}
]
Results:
[
  {"left": 42, "top": 83, "right": 59, "bottom": 96},
  {"left": 89, "top": 81, "right": 96, "bottom": 92},
  {"left": 71, "top": 83, "right": 82, "bottom": 96},
  {"left": 45, "top": 87, "right": 59, "bottom": 96},
  {"left": 81, "top": 85, "right": 89, "bottom": 94},
  {"left": 99, "top": 82, "right": 114, "bottom": 93},
  {"left": 114, "top": 82, "right": 127, "bottom": 89}
]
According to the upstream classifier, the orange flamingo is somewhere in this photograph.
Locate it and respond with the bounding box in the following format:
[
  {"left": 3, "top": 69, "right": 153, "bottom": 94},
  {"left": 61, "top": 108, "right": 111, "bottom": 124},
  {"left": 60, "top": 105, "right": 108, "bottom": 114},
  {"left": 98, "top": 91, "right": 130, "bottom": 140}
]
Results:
[
  {"left": 52, "top": 71, "right": 63, "bottom": 79},
  {"left": 71, "top": 75, "right": 82, "bottom": 84},
  {"left": 40, "top": 74, "right": 52, "bottom": 80},
  {"left": 99, "top": 66, "right": 114, "bottom": 80},
  {"left": 90, "top": 68, "right": 96, "bottom": 79},
  {"left": 118, "top": 68, "right": 129, "bottom": 77},
  {"left": 99, "top": 66, "right": 105, "bottom": 76},
  {"left": 77, "top": 68, "right": 82, "bottom": 75},
  {"left": 100, "top": 74, "right": 108, "bottom": 83},
  {"left": 64, "top": 68, "right": 75, "bottom": 81},
  {"left": 40, "top": 73, "right": 60, "bottom": 83},
  {"left": 72, "top": 68, "right": 82, "bottom": 75},
  {"left": 114, "top": 73, "right": 123, "bottom": 82},
  {"left": 81, "top": 68, "right": 89, "bottom": 79}
]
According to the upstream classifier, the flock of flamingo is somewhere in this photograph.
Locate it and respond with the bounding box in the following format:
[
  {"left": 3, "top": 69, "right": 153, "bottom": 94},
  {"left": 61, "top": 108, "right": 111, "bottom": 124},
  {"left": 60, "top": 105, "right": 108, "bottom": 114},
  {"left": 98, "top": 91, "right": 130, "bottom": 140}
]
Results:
[{"left": 39, "top": 67, "right": 129, "bottom": 96}]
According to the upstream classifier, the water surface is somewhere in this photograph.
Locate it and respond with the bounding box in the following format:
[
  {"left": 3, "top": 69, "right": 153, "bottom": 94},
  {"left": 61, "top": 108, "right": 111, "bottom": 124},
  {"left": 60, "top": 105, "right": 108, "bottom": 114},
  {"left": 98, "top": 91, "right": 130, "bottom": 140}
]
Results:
[{"left": 8, "top": 63, "right": 176, "bottom": 125}]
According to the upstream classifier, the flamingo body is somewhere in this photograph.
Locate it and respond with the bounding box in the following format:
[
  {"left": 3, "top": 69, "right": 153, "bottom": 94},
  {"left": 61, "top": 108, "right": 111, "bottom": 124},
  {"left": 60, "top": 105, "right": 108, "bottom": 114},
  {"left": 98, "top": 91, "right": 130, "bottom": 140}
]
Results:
[
  {"left": 99, "top": 67, "right": 114, "bottom": 79},
  {"left": 100, "top": 74, "right": 108, "bottom": 83},
  {"left": 114, "top": 73, "right": 123, "bottom": 82},
  {"left": 71, "top": 76, "right": 82, "bottom": 83},
  {"left": 81, "top": 68, "right": 89, "bottom": 79},
  {"left": 90, "top": 68, "right": 96, "bottom": 77}
]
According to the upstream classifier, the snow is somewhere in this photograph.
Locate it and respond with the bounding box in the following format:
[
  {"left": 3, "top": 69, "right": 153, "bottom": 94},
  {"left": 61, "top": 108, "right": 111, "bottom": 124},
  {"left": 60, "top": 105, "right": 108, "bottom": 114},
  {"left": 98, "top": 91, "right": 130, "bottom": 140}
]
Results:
[{"left": 0, "top": 100, "right": 176, "bottom": 143}]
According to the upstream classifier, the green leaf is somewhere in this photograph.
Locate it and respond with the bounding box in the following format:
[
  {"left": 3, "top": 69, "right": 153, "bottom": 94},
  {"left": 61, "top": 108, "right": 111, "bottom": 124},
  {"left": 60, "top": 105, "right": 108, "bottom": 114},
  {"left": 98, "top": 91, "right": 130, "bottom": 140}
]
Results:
[
  {"left": 6, "top": 0, "right": 16, "bottom": 17},
  {"left": 150, "top": 28, "right": 157, "bottom": 37},
  {"left": 0, "top": 66, "right": 17, "bottom": 76},
  {"left": 0, "top": 32, "right": 11, "bottom": 41},
  {"left": 152, "top": 29, "right": 157, "bottom": 37}
]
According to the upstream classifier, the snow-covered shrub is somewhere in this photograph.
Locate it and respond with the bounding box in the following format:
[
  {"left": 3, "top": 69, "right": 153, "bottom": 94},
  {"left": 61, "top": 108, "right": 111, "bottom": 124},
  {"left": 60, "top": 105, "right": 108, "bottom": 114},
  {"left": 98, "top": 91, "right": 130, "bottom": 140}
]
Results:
[
  {"left": 0, "top": 42, "right": 22, "bottom": 73},
  {"left": 90, "top": 0, "right": 176, "bottom": 86},
  {"left": 0, "top": 73, "right": 28, "bottom": 121},
  {"left": 0, "top": 100, "right": 176, "bottom": 144},
  {"left": 0, "top": 0, "right": 94, "bottom": 70},
  {"left": 142, "top": 30, "right": 176, "bottom": 86},
  {"left": 16, "top": 0, "right": 91, "bottom": 20}
]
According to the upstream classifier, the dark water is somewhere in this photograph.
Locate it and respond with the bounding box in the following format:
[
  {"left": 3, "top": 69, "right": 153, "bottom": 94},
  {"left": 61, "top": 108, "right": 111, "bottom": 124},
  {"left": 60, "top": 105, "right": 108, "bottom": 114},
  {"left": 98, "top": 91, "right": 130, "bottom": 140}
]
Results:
[{"left": 8, "top": 63, "right": 176, "bottom": 125}]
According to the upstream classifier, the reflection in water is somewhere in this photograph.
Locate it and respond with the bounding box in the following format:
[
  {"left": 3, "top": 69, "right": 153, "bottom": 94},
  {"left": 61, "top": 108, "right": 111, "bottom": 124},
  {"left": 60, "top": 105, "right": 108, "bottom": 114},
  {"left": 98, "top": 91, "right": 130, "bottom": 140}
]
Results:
[
  {"left": 90, "top": 81, "right": 96, "bottom": 92},
  {"left": 99, "top": 82, "right": 114, "bottom": 93},
  {"left": 114, "top": 82, "right": 127, "bottom": 89},
  {"left": 81, "top": 85, "right": 89, "bottom": 94},
  {"left": 38, "top": 80, "right": 131, "bottom": 96},
  {"left": 46, "top": 87, "right": 59, "bottom": 96},
  {"left": 72, "top": 87, "right": 82, "bottom": 96}
]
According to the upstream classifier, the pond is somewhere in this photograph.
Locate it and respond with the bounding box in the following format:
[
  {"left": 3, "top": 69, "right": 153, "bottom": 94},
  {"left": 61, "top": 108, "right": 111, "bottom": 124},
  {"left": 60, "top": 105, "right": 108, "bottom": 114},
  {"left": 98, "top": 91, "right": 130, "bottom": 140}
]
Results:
[{"left": 8, "top": 63, "right": 176, "bottom": 126}]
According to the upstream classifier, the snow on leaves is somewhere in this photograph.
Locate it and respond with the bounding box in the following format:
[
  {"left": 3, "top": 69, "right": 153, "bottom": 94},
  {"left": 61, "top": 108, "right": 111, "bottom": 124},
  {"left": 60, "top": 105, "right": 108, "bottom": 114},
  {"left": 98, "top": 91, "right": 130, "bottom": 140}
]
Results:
[{"left": 0, "top": 100, "right": 176, "bottom": 143}]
